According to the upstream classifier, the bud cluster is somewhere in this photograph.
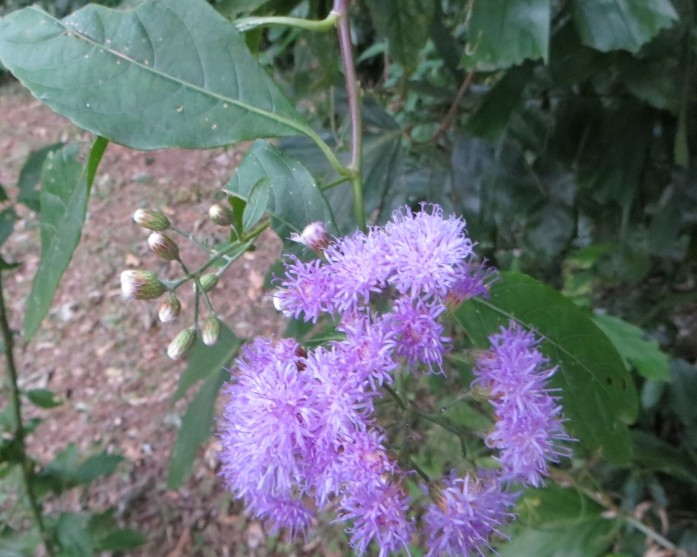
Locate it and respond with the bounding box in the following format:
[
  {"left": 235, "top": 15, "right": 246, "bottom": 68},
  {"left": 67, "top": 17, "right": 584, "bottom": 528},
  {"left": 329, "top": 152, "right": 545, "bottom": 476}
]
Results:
[{"left": 121, "top": 207, "right": 232, "bottom": 361}]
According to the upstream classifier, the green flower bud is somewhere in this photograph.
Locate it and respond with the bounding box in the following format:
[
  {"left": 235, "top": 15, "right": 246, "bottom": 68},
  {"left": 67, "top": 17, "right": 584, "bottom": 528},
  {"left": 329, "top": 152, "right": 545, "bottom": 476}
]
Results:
[
  {"left": 202, "top": 316, "right": 220, "bottom": 346},
  {"left": 196, "top": 273, "right": 219, "bottom": 293},
  {"left": 147, "top": 232, "right": 180, "bottom": 261},
  {"left": 209, "top": 203, "right": 235, "bottom": 226},
  {"left": 158, "top": 294, "right": 181, "bottom": 323},
  {"left": 167, "top": 327, "right": 196, "bottom": 360},
  {"left": 133, "top": 209, "right": 170, "bottom": 231},
  {"left": 120, "top": 270, "right": 167, "bottom": 300}
]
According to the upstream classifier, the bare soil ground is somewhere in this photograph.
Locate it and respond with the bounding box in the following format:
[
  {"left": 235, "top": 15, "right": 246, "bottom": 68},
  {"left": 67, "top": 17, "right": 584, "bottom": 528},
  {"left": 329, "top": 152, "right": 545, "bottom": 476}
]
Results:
[{"left": 0, "top": 83, "right": 339, "bottom": 556}]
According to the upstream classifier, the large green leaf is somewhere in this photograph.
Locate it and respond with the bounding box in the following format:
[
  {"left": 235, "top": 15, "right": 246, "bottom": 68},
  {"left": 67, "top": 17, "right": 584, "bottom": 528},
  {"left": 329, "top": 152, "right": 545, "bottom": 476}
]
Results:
[
  {"left": 23, "top": 138, "right": 107, "bottom": 341},
  {"left": 17, "top": 143, "right": 63, "bottom": 213},
  {"left": 464, "top": 0, "right": 551, "bottom": 69},
  {"left": 224, "top": 140, "right": 336, "bottom": 242},
  {"left": 0, "top": 207, "right": 16, "bottom": 249},
  {"left": 499, "top": 486, "right": 613, "bottom": 557},
  {"left": 571, "top": 0, "right": 678, "bottom": 53},
  {"left": 365, "top": 0, "right": 434, "bottom": 68},
  {"left": 593, "top": 314, "right": 670, "bottom": 381},
  {"left": 168, "top": 367, "right": 228, "bottom": 489},
  {"left": 0, "top": 0, "right": 306, "bottom": 150},
  {"left": 456, "top": 272, "right": 638, "bottom": 464}
]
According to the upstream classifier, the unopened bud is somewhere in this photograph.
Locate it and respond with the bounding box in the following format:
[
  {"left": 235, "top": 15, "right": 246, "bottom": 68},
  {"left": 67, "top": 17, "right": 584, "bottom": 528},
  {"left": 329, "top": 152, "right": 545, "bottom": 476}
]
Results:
[
  {"left": 167, "top": 327, "right": 196, "bottom": 360},
  {"left": 159, "top": 294, "right": 181, "bottom": 323},
  {"left": 290, "top": 222, "right": 330, "bottom": 252},
  {"left": 202, "top": 316, "right": 221, "bottom": 346},
  {"left": 133, "top": 209, "right": 170, "bottom": 231},
  {"left": 209, "top": 204, "right": 235, "bottom": 226},
  {"left": 196, "top": 273, "right": 219, "bottom": 293},
  {"left": 121, "top": 270, "right": 167, "bottom": 300},
  {"left": 148, "top": 232, "right": 180, "bottom": 261}
]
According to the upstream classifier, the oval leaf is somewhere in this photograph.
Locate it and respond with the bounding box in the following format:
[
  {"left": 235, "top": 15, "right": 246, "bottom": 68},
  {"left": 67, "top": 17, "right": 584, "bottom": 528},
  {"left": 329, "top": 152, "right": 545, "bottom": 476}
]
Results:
[
  {"left": 25, "top": 388, "right": 63, "bottom": 409},
  {"left": 572, "top": 0, "right": 678, "bottom": 53},
  {"left": 464, "top": 0, "right": 551, "bottom": 69},
  {"left": 0, "top": 0, "right": 306, "bottom": 150},
  {"left": 456, "top": 272, "right": 638, "bottom": 464},
  {"left": 225, "top": 140, "right": 336, "bottom": 242}
]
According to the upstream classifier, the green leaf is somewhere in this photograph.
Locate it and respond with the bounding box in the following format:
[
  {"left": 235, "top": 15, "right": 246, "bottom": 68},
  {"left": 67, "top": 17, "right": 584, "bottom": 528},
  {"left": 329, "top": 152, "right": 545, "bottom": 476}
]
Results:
[
  {"left": 168, "top": 367, "right": 228, "bottom": 489},
  {"left": 73, "top": 452, "right": 123, "bottom": 484},
  {"left": 631, "top": 430, "right": 697, "bottom": 487},
  {"left": 466, "top": 63, "right": 534, "bottom": 142},
  {"left": 593, "top": 314, "right": 670, "bottom": 381},
  {"left": 0, "top": 0, "right": 306, "bottom": 150},
  {"left": 95, "top": 529, "right": 145, "bottom": 552},
  {"left": 25, "top": 388, "right": 63, "bottom": 409},
  {"left": 365, "top": 0, "right": 434, "bottom": 68},
  {"left": 0, "top": 256, "right": 19, "bottom": 271},
  {"left": 499, "top": 486, "right": 613, "bottom": 557},
  {"left": 464, "top": 0, "right": 551, "bottom": 69},
  {"left": 571, "top": 0, "right": 678, "bottom": 53},
  {"left": 55, "top": 513, "right": 92, "bottom": 557},
  {"left": 172, "top": 322, "right": 240, "bottom": 402},
  {"left": 17, "top": 143, "right": 63, "bottom": 213},
  {"left": 23, "top": 138, "right": 107, "bottom": 342},
  {"left": 455, "top": 272, "right": 638, "bottom": 464},
  {"left": 0, "top": 208, "right": 16, "bottom": 249},
  {"left": 224, "top": 140, "right": 336, "bottom": 243},
  {"left": 243, "top": 178, "right": 271, "bottom": 231}
]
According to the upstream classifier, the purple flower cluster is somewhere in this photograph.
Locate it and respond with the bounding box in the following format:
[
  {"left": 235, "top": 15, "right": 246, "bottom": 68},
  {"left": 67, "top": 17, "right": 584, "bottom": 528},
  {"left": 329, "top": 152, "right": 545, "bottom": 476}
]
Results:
[
  {"left": 219, "top": 204, "right": 572, "bottom": 556},
  {"left": 472, "top": 324, "right": 573, "bottom": 487}
]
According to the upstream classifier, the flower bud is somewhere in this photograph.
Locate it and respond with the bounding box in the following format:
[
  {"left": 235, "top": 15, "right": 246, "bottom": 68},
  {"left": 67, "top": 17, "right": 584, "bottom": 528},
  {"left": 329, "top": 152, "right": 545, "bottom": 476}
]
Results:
[
  {"left": 202, "top": 316, "right": 221, "bottom": 346},
  {"left": 121, "top": 270, "right": 167, "bottom": 300},
  {"left": 133, "top": 209, "right": 170, "bottom": 231},
  {"left": 167, "top": 327, "right": 196, "bottom": 360},
  {"left": 290, "top": 222, "right": 330, "bottom": 252},
  {"left": 147, "top": 232, "right": 180, "bottom": 261},
  {"left": 209, "top": 203, "right": 235, "bottom": 226},
  {"left": 159, "top": 294, "right": 181, "bottom": 323},
  {"left": 196, "top": 273, "right": 219, "bottom": 293}
]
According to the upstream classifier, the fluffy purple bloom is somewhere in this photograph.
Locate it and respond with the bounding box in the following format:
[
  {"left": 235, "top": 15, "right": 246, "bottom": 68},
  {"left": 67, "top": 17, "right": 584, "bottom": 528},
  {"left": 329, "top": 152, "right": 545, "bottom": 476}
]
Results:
[
  {"left": 384, "top": 204, "right": 473, "bottom": 299},
  {"left": 248, "top": 495, "right": 314, "bottom": 539},
  {"left": 446, "top": 262, "right": 496, "bottom": 306},
  {"left": 274, "top": 256, "right": 335, "bottom": 322},
  {"left": 423, "top": 471, "right": 516, "bottom": 557},
  {"left": 323, "top": 230, "right": 391, "bottom": 314},
  {"left": 339, "top": 480, "right": 414, "bottom": 557},
  {"left": 218, "top": 338, "right": 319, "bottom": 510},
  {"left": 473, "top": 323, "right": 572, "bottom": 486},
  {"left": 388, "top": 297, "right": 449, "bottom": 373},
  {"left": 334, "top": 315, "right": 398, "bottom": 390}
]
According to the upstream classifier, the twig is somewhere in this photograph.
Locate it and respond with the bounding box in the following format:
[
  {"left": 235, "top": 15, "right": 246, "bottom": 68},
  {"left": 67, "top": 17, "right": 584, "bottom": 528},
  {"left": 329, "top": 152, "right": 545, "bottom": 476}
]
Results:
[{"left": 431, "top": 69, "right": 476, "bottom": 142}]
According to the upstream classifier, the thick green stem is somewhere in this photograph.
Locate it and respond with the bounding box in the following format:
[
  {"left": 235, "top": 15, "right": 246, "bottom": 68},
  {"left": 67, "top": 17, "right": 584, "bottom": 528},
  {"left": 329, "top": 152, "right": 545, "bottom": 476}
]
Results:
[
  {"left": 334, "top": 0, "right": 365, "bottom": 230},
  {"left": 0, "top": 274, "right": 54, "bottom": 556}
]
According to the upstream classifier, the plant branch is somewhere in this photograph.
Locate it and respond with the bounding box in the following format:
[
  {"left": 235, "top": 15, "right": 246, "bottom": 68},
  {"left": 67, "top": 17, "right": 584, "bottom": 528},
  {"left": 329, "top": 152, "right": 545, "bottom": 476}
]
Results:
[
  {"left": 0, "top": 274, "right": 54, "bottom": 556},
  {"left": 431, "top": 68, "right": 476, "bottom": 142},
  {"left": 334, "top": 0, "right": 365, "bottom": 230},
  {"left": 235, "top": 11, "right": 340, "bottom": 33}
]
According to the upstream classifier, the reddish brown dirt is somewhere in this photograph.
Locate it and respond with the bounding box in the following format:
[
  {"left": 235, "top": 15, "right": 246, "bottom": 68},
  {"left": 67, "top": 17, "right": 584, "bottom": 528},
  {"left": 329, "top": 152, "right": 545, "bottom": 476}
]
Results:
[{"left": 0, "top": 83, "right": 342, "bottom": 556}]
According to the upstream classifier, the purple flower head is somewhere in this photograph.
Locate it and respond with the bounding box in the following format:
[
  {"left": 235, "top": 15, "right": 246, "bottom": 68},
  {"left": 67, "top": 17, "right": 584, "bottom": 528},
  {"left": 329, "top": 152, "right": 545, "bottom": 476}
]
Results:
[
  {"left": 247, "top": 495, "right": 314, "bottom": 539},
  {"left": 384, "top": 204, "right": 474, "bottom": 300},
  {"left": 323, "top": 230, "right": 391, "bottom": 314},
  {"left": 473, "top": 323, "right": 573, "bottom": 486},
  {"left": 388, "top": 297, "right": 450, "bottom": 373},
  {"left": 335, "top": 314, "right": 398, "bottom": 390},
  {"left": 423, "top": 471, "right": 516, "bottom": 557},
  {"left": 274, "top": 256, "right": 335, "bottom": 322},
  {"left": 446, "top": 262, "right": 497, "bottom": 307},
  {"left": 219, "top": 338, "right": 320, "bottom": 505},
  {"left": 339, "top": 480, "right": 414, "bottom": 557}
]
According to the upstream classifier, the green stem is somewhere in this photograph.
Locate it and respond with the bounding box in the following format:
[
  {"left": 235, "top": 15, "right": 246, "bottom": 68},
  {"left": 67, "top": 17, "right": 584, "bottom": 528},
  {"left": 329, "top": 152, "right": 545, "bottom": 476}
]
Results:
[
  {"left": 235, "top": 11, "right": 340, "bottom": 33},
  {"left": 334, "top": 0, "right": 365, "bottom": 230},
  {"left": 0, "top": 274, "right": 54, "bottom": 556}
]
